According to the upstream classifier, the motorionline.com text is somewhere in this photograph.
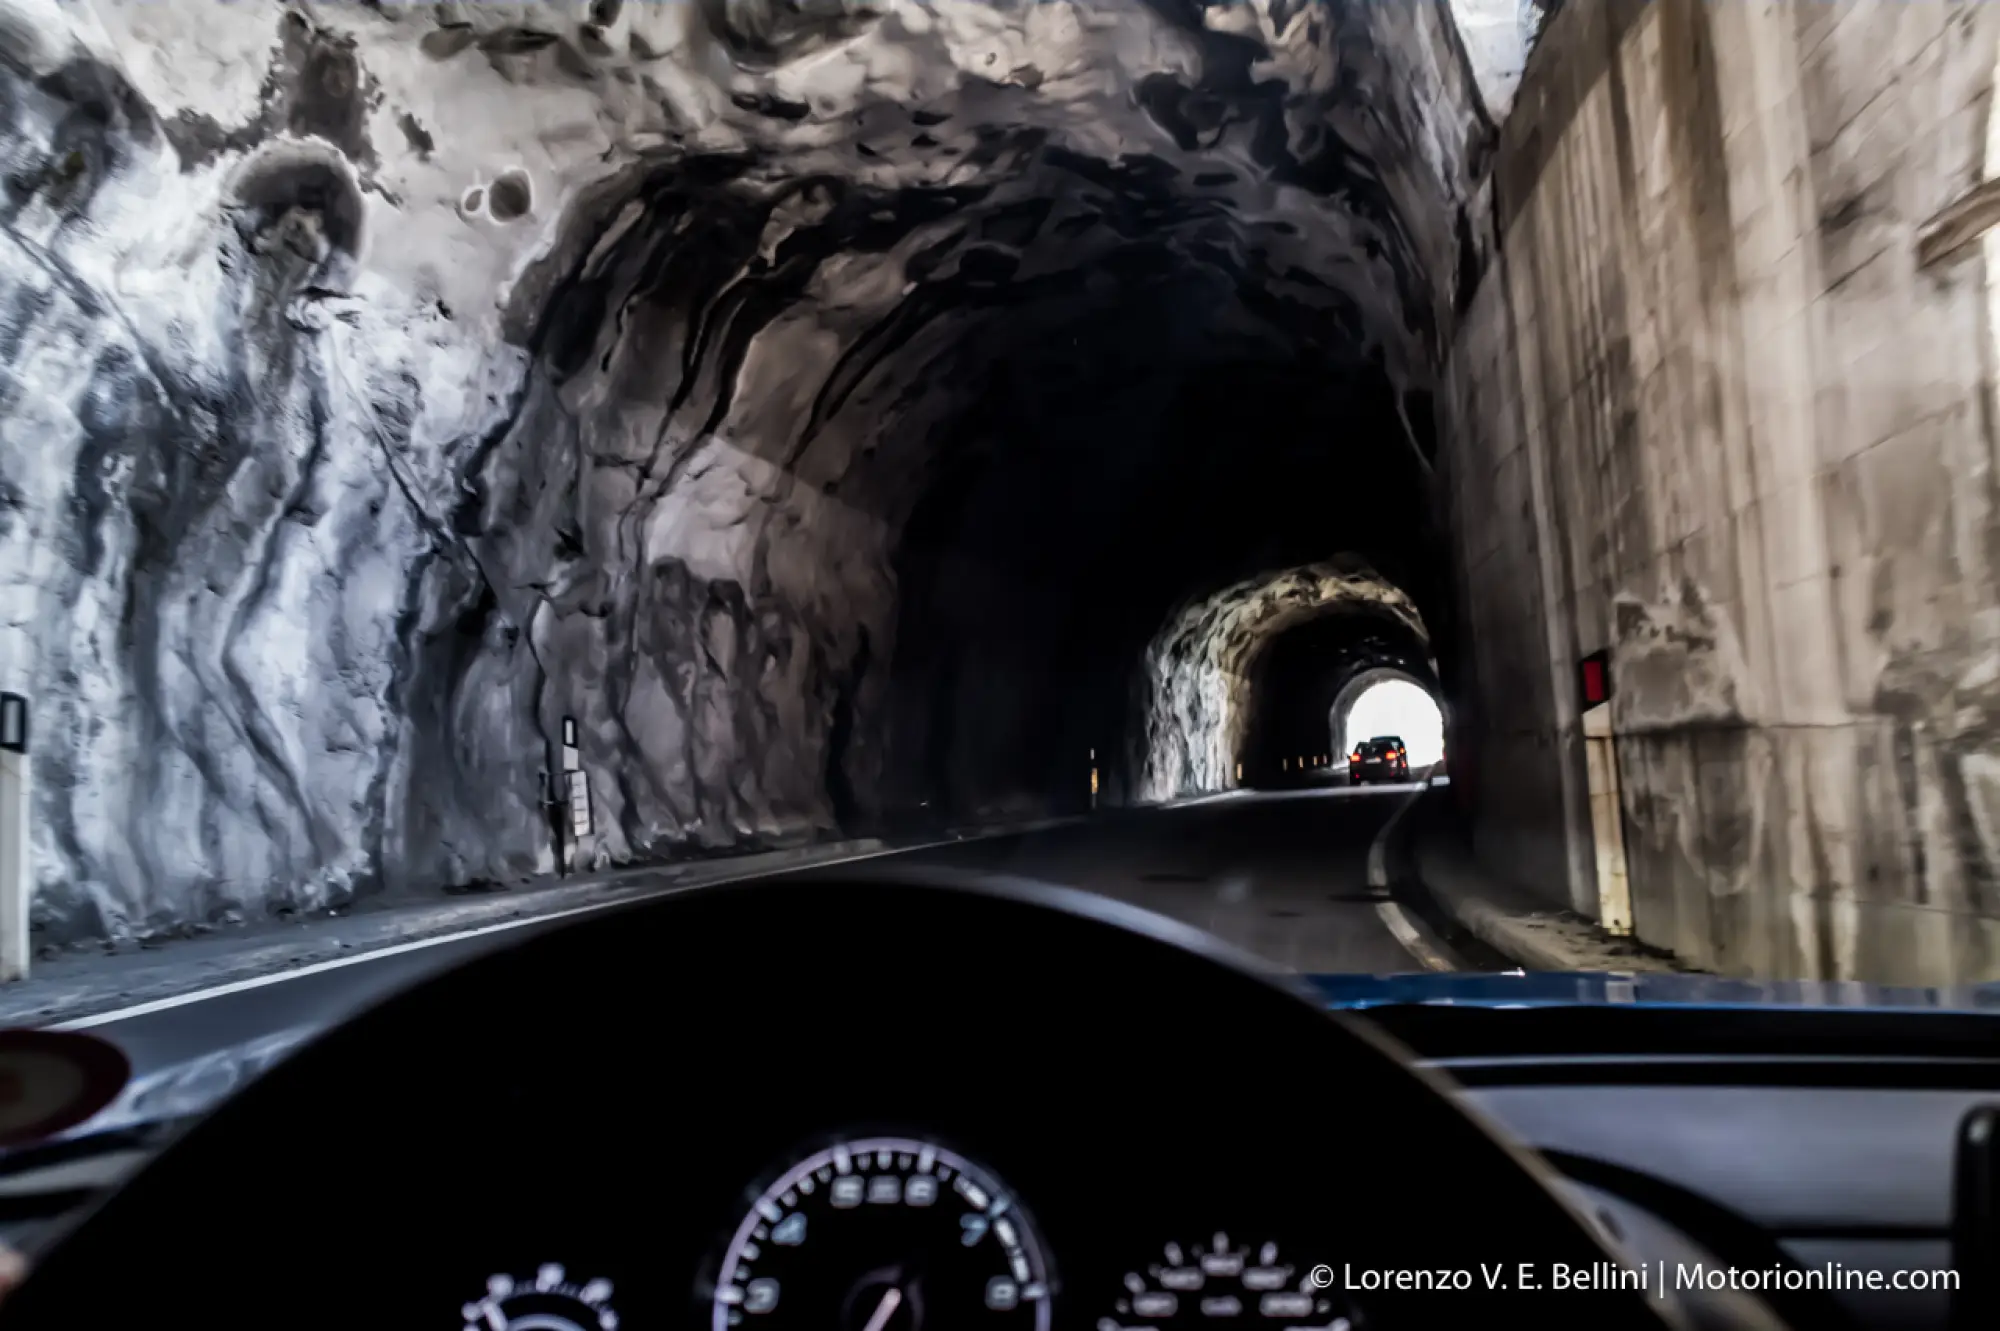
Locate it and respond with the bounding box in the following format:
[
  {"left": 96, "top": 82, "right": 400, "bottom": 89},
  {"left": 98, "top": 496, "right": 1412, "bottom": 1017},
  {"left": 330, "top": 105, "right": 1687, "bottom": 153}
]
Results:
[{"left": 1311, "top": 1262, "right": 1960, "bottom": 1294}]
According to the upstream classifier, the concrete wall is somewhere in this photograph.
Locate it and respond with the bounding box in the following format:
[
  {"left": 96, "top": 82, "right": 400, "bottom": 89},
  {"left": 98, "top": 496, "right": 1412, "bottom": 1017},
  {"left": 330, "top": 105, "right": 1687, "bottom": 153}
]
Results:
[{"left": 1442, "top": 0, "right": 2000, "bottom": 983}]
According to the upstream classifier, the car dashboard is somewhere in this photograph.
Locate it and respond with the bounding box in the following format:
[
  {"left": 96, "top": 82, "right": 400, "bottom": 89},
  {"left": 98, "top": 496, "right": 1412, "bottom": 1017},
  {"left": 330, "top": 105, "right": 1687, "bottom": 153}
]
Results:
[
  {"left": 9, "top": 873, "right": 1635, "bottom": 1329},
  {"left": 0, "top": 879, "right": 1992, "bottom": 1331},
  {"left": 1361, "top": 1002, "right": 2000, "bottom": 1331}
]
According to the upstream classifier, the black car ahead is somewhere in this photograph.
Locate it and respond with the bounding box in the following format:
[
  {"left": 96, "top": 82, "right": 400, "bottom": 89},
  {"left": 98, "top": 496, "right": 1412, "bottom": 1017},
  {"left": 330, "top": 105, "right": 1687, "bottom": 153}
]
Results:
[{"left": 1348, "top": 736, "right": 1409, "bottom": 783}]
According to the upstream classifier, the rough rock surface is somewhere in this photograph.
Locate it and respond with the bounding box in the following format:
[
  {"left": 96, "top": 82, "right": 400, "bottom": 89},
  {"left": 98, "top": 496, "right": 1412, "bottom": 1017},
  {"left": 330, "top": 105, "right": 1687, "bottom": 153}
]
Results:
[{"left": 0, "top": 0, "right": 1487, "bottom": 940}]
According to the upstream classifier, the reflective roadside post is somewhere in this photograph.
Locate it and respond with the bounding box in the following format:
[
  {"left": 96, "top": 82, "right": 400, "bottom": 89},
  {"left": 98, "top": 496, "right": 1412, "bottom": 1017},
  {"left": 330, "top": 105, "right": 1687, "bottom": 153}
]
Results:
[
  {"left": 1577, "top": 651, "right": 1633, "bottom": 936},
  {"left": 560, "top": 717, "right": 592, "bottom": 873},
  {"left": 0, "top": 695, "right": 27, "bottom": 981}
]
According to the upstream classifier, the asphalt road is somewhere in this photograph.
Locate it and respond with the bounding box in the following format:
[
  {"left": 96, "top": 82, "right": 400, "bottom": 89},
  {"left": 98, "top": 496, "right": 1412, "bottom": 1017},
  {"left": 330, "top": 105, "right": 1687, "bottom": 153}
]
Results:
[{"left": 66, "top": 784, "right": 1440, "bottom": 1082}]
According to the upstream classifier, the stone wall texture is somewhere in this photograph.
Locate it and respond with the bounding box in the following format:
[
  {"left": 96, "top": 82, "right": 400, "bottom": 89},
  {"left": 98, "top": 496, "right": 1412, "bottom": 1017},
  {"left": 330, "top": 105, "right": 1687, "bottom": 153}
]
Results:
[{"left": 1442, "top": 0, "right": 2000, "bottom": 982}]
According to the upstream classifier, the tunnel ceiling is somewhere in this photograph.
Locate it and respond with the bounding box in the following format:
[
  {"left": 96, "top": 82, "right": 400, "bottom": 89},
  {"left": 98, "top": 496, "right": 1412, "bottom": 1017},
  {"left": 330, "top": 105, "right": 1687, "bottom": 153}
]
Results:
[{"left": 2, "top": 0, "right": 1493, "bottom": 939}]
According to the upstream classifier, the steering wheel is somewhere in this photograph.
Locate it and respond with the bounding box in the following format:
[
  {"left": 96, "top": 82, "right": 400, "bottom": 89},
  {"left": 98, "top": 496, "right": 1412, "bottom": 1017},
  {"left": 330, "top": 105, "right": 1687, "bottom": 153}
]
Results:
[{"left": 1, "top": 869, "right": 1691, "bottom": 1328}]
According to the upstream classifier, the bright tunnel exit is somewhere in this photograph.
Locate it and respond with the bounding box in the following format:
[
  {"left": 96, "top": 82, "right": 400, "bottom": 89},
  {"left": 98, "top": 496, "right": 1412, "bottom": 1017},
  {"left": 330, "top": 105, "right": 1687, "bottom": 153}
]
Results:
[{"left": 1342, "top": 680, "right": 1444, "bottom": 766}]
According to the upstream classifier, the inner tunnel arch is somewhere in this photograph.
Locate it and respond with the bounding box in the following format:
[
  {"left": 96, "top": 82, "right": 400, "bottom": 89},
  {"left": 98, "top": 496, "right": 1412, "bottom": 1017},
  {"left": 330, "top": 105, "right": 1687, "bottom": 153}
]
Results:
[
  {"left": 1238, "top": 597, "right": 1442, "bottom": 787},
  {"left": 1133, "top": 560, "right": 1435, "bottom": 800}
]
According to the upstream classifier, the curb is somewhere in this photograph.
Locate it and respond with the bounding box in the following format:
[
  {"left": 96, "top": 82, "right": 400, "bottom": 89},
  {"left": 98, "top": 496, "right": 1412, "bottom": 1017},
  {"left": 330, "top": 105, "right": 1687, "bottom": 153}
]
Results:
[
  {"left": 1429, "top": 866, "right": 1592, "bottom": 974},
  {"left": 1403, "top": 787, "right": 1689, "bottom": 975},
  {"left": 1365, "top": 780, "right": 1429, "bottom": 891},
  {"left": 1366, "top": 777, "right": 1461, "bottom": 973}
]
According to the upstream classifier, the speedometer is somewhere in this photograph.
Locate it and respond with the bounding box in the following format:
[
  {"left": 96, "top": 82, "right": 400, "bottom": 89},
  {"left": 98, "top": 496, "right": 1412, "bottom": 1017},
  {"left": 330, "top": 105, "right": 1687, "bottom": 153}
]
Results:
[{"left": 709, "top": 1137, "right": 1053, "bottom": 1330}]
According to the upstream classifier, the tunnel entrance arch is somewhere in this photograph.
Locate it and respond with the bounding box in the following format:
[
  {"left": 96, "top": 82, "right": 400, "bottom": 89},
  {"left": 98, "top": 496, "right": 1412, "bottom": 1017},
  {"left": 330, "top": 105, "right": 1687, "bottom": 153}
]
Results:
[
  {"left": 1133, "top": 561, "right": 1438, "bottom": 799},
  {"left": 1332, "top": 669, "right": 1445, "bottom": 767}
]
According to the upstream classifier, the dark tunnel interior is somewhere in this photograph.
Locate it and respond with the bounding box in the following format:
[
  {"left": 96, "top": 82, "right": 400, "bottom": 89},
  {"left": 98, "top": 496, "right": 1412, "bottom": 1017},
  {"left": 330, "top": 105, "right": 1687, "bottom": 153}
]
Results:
[
  {"left": 884, "top": 336, "right": 1448, "bottom": 823},
  {"left": 488, "top": 131, "right": 1468, "bottom": 848},
  {"left": 0, "top": 0, "right": 1504, "bottom": 935}
]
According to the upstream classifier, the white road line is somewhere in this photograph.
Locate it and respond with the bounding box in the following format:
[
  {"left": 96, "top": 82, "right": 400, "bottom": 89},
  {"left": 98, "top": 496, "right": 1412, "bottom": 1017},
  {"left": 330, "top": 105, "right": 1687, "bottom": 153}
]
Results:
[
  {"left": 1374, "top": 900, "right": 1453, "bottom": 973},
  {"left": 1365, "top": 771, "right": 1437, "bottom": 890},
  {"left": 50, "top": 837, "right": 965, "bottom": 1032},
  {"left": 1172, "top": 790, "right": 1254, "bottom": 807},
  {"left": 1367, "top": 776, "right": 1455, "bottom": 973}
]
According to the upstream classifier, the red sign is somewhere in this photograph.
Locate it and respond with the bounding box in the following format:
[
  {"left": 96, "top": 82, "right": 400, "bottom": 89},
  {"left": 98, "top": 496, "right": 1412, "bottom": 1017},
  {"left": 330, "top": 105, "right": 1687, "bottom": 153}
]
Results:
[
  {"left": 1580, "top": 650, "right": 1611, "bottom": 706},
  {"left": 0, "top": 1029, "right": 129, "bottom": 1147}
]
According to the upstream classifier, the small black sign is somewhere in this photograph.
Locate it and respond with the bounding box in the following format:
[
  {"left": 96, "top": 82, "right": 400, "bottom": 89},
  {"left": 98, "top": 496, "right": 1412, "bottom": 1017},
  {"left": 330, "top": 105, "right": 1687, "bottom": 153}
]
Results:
[{"left": 0, "top": 694, "right": 23, "bottom": 754}]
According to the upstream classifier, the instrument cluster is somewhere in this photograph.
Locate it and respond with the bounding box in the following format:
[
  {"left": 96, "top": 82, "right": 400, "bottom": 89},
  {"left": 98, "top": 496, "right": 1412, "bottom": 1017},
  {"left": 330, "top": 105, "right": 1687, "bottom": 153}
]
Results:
[{"left": 453, "top": 1132, "right": 1364, "bottom": 1330}]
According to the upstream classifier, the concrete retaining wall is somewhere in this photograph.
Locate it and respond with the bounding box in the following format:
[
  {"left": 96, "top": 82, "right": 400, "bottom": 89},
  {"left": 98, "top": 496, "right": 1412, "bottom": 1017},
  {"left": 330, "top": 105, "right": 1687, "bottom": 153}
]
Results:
[{"left": 1441, "top": 0, "right": 2000, "bottom": 983}]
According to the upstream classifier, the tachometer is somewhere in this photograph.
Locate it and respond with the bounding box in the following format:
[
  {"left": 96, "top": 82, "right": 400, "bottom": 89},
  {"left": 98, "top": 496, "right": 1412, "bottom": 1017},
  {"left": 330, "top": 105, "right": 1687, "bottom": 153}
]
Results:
[{"left": 709, "top": 1137, "right": 1052, "bottom": 1330}]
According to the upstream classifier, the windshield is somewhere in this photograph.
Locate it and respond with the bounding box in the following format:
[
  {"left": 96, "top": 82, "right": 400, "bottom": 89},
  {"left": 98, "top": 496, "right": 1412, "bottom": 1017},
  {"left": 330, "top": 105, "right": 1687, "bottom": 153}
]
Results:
[{"left": 1, "top": 0, "right": 1997, "bottom": 1172}]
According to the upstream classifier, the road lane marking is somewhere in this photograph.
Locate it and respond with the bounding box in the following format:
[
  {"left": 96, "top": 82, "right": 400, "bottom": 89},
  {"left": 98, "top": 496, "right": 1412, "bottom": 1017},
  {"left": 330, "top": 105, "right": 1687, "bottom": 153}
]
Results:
[
  {"left": 1365, "top": 769, "right": 1437, "bottom": 890},
  {"left": 49, "top": 837, "right": 972, "bottom": 1032},
  {"left": 1368, "top": 776, "right": 1455, "bottom": 973},
  {"left": 1373, "top": 900, "right": 1453, "bottom": 973}
]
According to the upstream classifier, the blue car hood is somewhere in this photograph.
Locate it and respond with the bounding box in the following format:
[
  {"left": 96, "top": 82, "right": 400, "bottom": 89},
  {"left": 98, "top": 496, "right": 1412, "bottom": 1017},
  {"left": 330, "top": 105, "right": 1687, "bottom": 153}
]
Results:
[{"left": 1305, "top": 970, "right": 2000, "bottom": 1012}]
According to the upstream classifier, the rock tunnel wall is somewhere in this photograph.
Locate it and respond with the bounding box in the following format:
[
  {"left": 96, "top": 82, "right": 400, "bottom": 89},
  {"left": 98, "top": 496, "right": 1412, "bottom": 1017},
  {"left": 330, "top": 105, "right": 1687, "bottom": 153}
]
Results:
[
  {"left": 0, "top": 0, "right": 1486, "bottom": 941},
  {"left": 1441, "top": 0, "right": 2000, "bottom": 982}
]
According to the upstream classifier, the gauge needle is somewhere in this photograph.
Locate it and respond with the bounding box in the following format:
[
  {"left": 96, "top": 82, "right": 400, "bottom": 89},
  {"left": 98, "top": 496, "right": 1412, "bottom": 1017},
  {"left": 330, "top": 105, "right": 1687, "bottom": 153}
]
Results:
[{"left": 861, "top": 1287, "right": 902, "bottom": 1331}]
